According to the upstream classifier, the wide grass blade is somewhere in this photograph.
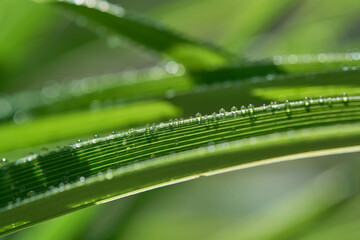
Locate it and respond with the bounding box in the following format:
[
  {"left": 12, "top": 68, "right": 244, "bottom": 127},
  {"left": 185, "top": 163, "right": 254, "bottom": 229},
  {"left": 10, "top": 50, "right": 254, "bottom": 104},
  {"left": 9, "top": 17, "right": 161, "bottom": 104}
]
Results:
[{"left": 1, "top": 94, "right": 360, "bottom": 235}]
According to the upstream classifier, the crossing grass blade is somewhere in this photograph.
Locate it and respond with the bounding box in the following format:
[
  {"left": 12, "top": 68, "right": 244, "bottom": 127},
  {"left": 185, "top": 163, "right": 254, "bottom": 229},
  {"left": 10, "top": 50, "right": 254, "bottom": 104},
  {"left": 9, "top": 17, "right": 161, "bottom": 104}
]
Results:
[{"left": 35, "top": 0, "right": 232, "bottom": 70}]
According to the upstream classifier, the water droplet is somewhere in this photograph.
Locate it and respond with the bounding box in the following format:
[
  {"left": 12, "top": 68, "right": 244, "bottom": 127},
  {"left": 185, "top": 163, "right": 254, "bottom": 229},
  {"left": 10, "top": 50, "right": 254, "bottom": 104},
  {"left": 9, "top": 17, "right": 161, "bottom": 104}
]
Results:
[
  {"left": 248, "top": 104, "right": 255, "bottom": 119},
  {"left": 342, "top": 93, "right": 349, "bottom": 105},
  {"left": 98, "top": 1, "right": 110, "bottom": 12},
  {"left": 196, "top": 112, "right": 202, "bottom": 124},
  {"left": 189, "top": 116, "right": 194, "bottom": 124},
  {"left": 270, "top": 102, "right": 278, "bottom": 113},
  {"left": 288, "top": 55, "right": 298, "bottom": 64},
  {"left": 326, "top": 97, "right": 333, "bottom": 107},
  {"left": 40, "top": 148, "right": 49, "bottom": 156},
  {"left": 153, "top": 123, "right": 159, "bottom": 135},
  {"left": 94, "top": 134, "right": 99, "bottom": 138},
  {"left": 85, "top": 0, "right": 96, "bottom": 8},
  {"left": 13, "top": 111, "right": 31, "bottom": 125},
  {"left": 204, "top": 115, "right": 211, "bottom": 126},
  {"left": 168, "top": 119, "right": 175, "bottom": 129},
  {"left": 97, "top": 172, "right": 104, "bottom": 179},
  {"left": 59, "top": 183, "right": 65, "bottom": 191},
  {"left": 7, "top": 202, "right": 13, "bottom": 210},
  {"left": 77, "top": 139, "right": 81, "bottom": 143},
  {"left": 304, "top": 97, "right": 310, "bottom": 112},
  {"left": 285, "top": 100, "right": 292, "bottom": 118},
  {"left": 1, "top": 158, "right": 7, "bottom": 164},
  {"left": 173, "top": 119, "right": 179, "bottom": 128},
  {"left": 262, "top": 104, "right": 267, "bottom": 111},
  {"left": 74, "top": 0, "right": 85, "bottom": 5},
  {"left": 106, "top": 169, "right": 113, "bottom": 180},
  {"left": 231, "top": 106, "right": 238, "bottom": 117},
  {"left": 211, "top": 112, "right": 218, "bottom": 124},
  {"left": 145, "top": 124, "right": 151, "bottom": 136},
  {"left": 79, "top": 176, "right": 85, "bottom": 182},
  {"left": 240, "top": 106, "right": 247, "bottom": 116},
  {"left": 266, "top": 74, "right": 275, "bottom": 81},
  {"left": 319, "top": 96, "right": 324, "bottom": 105},
  {"left": 27, "top": 191, "right": 36, "bottom": 198},
  {"left": 165, "top": 61, "right": 179, "bottom": 74},
  {"left": 165, "top": 89, "right": 176, "bottom": 99},
  {"left": 219, "top": 108, "right": 226, "bottom": 120}
]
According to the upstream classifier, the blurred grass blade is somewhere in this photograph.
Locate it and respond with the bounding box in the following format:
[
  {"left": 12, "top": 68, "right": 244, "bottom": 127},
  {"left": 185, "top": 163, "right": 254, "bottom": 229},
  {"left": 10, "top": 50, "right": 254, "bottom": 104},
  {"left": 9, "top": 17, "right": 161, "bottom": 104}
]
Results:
[
  {"left": 1, "top": 94, "right": 360, "bottom": 236},
  {"left": 36, "top": 0, "right": 232, "bottom": 70},
  {"left": 245, "top": 0, "right": 360, "bottom": 57},
  {"left": 2, "top": 52, "right": 360, "bottom": 122},
  {"left": 2, "top": 65, "right": 360, "bottom": 156},
  {"left": 218, "top": 0, "right": 297, "bottom": 52}
]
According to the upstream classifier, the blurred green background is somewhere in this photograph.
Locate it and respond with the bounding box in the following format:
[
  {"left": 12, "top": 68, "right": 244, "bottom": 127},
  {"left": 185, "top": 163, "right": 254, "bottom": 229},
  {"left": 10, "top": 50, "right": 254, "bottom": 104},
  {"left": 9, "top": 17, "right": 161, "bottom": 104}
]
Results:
[{"left": 1, "top": 0, "right": 360, "bottom": 239}]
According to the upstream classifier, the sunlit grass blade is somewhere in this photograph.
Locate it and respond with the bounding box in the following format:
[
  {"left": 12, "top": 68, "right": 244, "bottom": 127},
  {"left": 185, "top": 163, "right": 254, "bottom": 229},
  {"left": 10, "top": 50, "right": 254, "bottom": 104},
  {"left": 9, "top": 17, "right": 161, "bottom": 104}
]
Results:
[
  {"left": 1, "top": 94, "right": 360, "bottom": 236},
  {"left": 0, "top": 101, "right": 179, "bottom": 153}
]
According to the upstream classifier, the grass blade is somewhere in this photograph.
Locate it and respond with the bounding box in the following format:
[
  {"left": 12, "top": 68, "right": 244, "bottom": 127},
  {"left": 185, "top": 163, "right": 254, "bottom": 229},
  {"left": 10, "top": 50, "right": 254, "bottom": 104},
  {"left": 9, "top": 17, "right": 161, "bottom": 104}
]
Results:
[
  {"left": 36, "top": 0, "right": 232, "bottom": 70},
  {"left": 1, "top": 95, "right": 360, "bottom": 235}
]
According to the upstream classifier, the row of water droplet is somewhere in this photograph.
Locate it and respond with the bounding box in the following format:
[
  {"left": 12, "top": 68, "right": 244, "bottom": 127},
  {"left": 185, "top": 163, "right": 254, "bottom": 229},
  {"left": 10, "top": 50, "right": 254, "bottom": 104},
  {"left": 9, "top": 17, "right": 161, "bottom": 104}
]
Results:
[
  {"left": 1, "top": 94, "right": 358, "bottom": 211},
  {"left": 273, "top": 52, "right": 360, "bottom": 65}
]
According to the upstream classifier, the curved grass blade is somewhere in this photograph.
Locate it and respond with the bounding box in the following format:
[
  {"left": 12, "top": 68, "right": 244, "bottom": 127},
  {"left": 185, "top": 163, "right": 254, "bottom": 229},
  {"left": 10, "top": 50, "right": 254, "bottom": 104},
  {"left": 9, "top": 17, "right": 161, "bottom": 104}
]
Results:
[
  {"left": 36, "top": 0, "right": 232, "bottom": 70},
  {"left": 1, "top": 94, "right": 360, "bottom": 236}
]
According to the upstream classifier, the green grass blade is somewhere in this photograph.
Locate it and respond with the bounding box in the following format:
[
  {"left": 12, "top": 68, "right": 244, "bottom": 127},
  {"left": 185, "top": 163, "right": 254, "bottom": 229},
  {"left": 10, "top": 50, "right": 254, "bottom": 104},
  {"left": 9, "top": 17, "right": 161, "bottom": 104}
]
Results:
[
  {"left": 36, "top": 0, "right": 231, "bottom": 70},
  {"left": 1, "top": 95, "right": 360, "bottom": 236},
  {"left": 0, "top": 100, "right": 179, "bottom": 153}
]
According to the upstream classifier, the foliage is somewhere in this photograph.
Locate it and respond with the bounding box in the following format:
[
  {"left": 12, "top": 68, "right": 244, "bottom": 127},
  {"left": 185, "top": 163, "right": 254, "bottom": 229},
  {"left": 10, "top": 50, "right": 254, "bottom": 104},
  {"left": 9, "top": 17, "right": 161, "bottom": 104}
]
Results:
[{"left": 1, "top": 0, "right": 360, "bottom": 239}]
